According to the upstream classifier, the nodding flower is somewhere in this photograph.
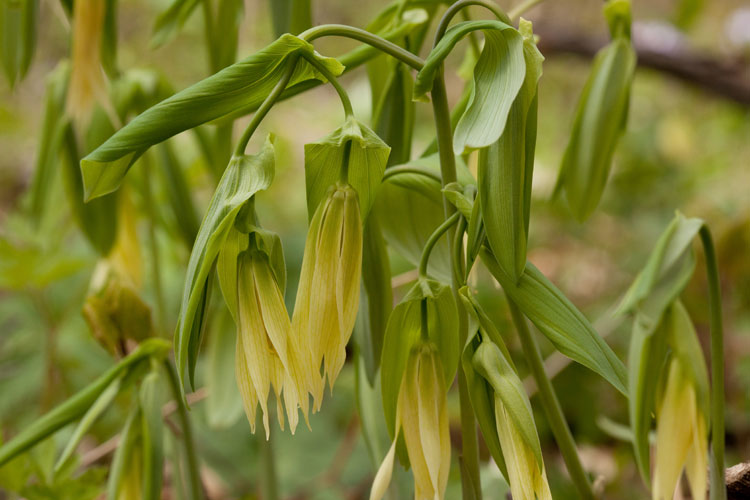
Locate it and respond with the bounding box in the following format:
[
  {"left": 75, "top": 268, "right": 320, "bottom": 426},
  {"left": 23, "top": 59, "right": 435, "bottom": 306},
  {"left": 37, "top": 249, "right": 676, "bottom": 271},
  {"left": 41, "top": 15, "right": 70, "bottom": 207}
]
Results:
[
  {"left": 291, "top": 183, "right": 362, "bottom": 411},
  {"left": 371, "top": 343, "right": 451, "bottom": 500},
  {"left": 234, "top": 248, "right": 302, "bottom": 438},
  {"left": 652, "top": 301, "right": 709, "bottom": 500}
]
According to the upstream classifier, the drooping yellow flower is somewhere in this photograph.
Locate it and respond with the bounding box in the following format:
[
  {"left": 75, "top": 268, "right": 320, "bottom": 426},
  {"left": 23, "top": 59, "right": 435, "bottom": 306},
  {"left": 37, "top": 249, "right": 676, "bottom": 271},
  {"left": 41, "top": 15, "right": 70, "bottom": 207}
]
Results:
[
  {"left": 371, "top": 343, "right": 451, "bottom": 500},
  {"left": 234, "top": 249, "right": 302, "bottom": 437},
  {"left": 653, "top": 357, "right": 708, "bottom": 500},
  {"left": 67, "top": 0, "right": 109, "bottom": 125},
  {"left": 494, "top": 397, "right": 552, "bottom": 500},
  {"left": 292, "top": 183, "right": 363, "bottom": 410}
]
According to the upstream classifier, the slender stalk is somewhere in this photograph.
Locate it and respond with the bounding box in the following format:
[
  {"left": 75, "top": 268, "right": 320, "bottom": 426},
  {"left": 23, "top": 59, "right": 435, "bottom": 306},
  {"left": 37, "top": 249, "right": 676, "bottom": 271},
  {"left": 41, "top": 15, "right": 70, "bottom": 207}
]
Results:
[
  {"left": 300, "top": 52, "right": 354, "bottom": 119},
  {"left": 430, "top": 63, "right": 482, "bottom": 499},
  {"left": 234, "top": 56, "right": 300, "bottom": 156},
  {"left": 259, "top": 431, "right": 280, "bottom": 500},
  {"left": 508, "top": 0, "right": 549, "bottom": 20},
  {"left": 381, "top": 166, "right": 443, "bottom": 183},
  {"left": 699, "top": 226, "right": 726, "bottom": 500},
  {"left": 434, "top": 0, "right": 511, "bottom": 44},
  {"left": 165, "top": 360, "right": 203, "bottom": 500},
  {"left": 300, "top": 24, "right": 425, "bottom": 70},
  {"left": 418, "top": 212, "right": 461, "bottom": 279},
  {"left": 507, "top": 299, "right": 595, "bottom": 500}
]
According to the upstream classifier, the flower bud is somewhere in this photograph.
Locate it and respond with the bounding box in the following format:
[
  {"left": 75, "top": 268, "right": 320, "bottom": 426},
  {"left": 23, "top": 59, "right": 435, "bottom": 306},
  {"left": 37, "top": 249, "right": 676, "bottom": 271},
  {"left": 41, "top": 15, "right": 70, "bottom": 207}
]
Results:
[
  {"left": 292, "top": 183, "right": 363, "bottom": 409},
  {"left": 371, "top": 343, "right": 450, "bottom": 500}
]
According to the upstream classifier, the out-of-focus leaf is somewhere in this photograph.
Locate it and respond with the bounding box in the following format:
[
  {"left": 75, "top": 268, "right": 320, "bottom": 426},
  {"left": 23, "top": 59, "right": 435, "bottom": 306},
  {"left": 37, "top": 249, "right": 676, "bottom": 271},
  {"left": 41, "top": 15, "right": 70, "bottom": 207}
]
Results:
[
  {"left": 304, "top": 117, "right": 390, "bottom": 220},
  {"left": 101, "top": 0, "right": 117, "bottom": 77},
  {"left": 60, "top": 119, "right": 119, "bottom": 256},
  {"left": 28, "top": 63, "right": 69, "bottom": 223},
  {"left": 554, "top": 0, "right": 635, "bottom": 221},
  {"left": 106, "top": 406, "right": 140, "bottom": 500},
  {"left": 372, "top": 61, "right": 414, "bottom": 167},
  {"left": 0, "top": 339, "right": 170, "bottom": 468},
  {"left": 150, "top": 0, "right": 201, "bottom": 48},
  {"left": 156, "top": 142, "right": 199, "bottom": 247},
  {"left": 354, "top": 352, "right": 391, "bottom": 468},
  {"left": 211, "top": 0, "right": 244, "bottom": 71},
  {"left": 175, "top": 136, "right": 275, "bottom": 390},
  {"left": 139, "top": 371, "right": 164, "bottom": 500},
  {"left": 478, "top": 19, "right": 543, "bottom": 283},
  {"left": 356, "top": 216, "right": 392, "bottom": 382},
  {"left": 673, "top": 0, "right": 704, "bottom": 29},
  {"left": 616, "top": 212, "right": 702, "bottom": 335},
  {"left": 414, "top": 20, "right": 525, "bottom": 154},
  {"left": 54, "top": 376, "right": 123, "bottom": 472},
  {"left": 269, "top": 0, "right": 311, "bottom": 37},
  {"left": 482, "top": 249, "right": 628, "bottom": 395},
  {"left": 81, "top": 35, "right": 343, "bottom": 200},
  {"left": 0, "top": 0, "right": 38, "bottom": 87}
]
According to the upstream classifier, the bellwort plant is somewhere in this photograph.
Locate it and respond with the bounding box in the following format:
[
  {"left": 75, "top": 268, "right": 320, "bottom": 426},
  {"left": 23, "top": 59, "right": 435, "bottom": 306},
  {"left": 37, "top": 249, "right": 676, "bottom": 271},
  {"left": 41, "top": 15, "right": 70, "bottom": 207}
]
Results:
[{"left": 0, "top": 0, "right": 735, "bottom": 499}]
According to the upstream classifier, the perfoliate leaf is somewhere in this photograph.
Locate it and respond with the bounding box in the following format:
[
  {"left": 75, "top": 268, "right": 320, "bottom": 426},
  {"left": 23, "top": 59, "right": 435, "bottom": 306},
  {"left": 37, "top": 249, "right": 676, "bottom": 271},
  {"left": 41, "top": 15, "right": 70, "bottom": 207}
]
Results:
[
  {"left": 380, "top": 279, "right": 458, "bottom": 443},
  {"left": 414, "top": 20, "right": 525, "bottom": 154},
  {"left": 554, "top": 0, "right": 635, "bottom": 221},
  {"left": 175, "top": 136, "right": 275, "bottom": 390},
  {"left": 81, "top": 34, "right": 343, "bottom": 200},
  {"left": 0, "top": 339, "right": 170, "bottom": 468},
  {"left": 441, "top": 182, "right": 474, "bottom": 220},
  {"left": 616, "top": 212, "right": 703, "bottom": 335},
  {"left": 304, "top": 117, "right": 390, "bottom": 220},
  {"left": 482, "top": 249, "right": 628, "bottom": 395},
  {"left": 478, "top": 19, "right": 543, "bottom": 283}
]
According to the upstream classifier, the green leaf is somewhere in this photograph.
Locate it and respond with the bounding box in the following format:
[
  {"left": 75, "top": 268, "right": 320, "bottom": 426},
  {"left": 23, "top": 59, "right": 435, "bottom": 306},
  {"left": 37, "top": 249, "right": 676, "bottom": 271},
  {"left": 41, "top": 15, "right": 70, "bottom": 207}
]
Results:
[
  {"left": 442, "top": 182, "right": 474, "bottom": 220},
  {"left": 414, "top": 21, "right": 525, "bottom": 154},
  {"left": 156, "top": 142, "right": 200, "bottom": 247},
  {"left": 554, "top": 0, "right": 635, "bottom": 221},
  {"left": 0, "top": 339, "right": 170, "bottom": 468},
  {"left": 268, "top": 0, "right": 311, "bottom": 37},
  {"left": 81, "top": 34, "right": 343, "bottom": 200},
  {"left": 150, "top": 0, "right": 201, "bottom": 48},
  {"left": 380, "top": 279, "right": 458, "bottom": 440},
  {"left": 374, "top": 154, "right": 474, "bottom": 282},
  {"left": 482, "top": 249, "right": 628, "bottom": 395},
  {"left": 205, "top": 312, "right": 243, "bottom": 429},
  {"left": 211, "top": 0, "right": 244, "bottom": 70},
  {"left": 28, "top": 62, "right": 69, "bottom": 223},
  {"left": 304, "top": 117, "right": 390, "bottom": 220},
  {"left": 60, "top": 120, "right": 119, "bottom": 256},
  {"left": 356, "top": 216, "right": 392, "bottom": 383},
  {"left": 0, "top": 0, "right": 38, "bottom": 87},
  {"left": 175, "top": 136, "right": 275, "bottom": 390},
  {"left": 616, "top": 212, "right": 703, "bottom": 336},
  {"left": 101, "top": 0, "right": 117, "bottom": 76},
  {"left": 54, "top": 376, "right": 123, "bottom": 473},
  {"left": 106, "top": 407, "right": 139, "bottom": 500},
  {"left": 372, "top": 61, "right": 414, "bottom": 167},
  {"left": 139, "top": 372, "right": 164, "bottom": 500},
  {"left": 478, "top": 19, "right": 543, "bottom": 283}
]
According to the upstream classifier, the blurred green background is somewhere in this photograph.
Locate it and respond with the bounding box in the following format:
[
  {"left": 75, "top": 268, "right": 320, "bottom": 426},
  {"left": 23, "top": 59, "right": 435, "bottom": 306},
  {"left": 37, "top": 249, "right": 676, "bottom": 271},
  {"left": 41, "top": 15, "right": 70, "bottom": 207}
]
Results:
[{"left": 1, "top": 0, "right": 749, "bottom": 498}]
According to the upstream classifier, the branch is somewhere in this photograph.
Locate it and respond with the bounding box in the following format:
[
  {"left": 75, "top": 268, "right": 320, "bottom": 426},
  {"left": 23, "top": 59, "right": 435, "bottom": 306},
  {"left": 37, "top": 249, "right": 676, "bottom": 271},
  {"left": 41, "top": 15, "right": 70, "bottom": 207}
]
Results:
[
  {"left": 727, "top": 462, "right": 750, "bottom": 500},
  {"left": 534, "top": 22, "right": 750, "bottom": 106}
]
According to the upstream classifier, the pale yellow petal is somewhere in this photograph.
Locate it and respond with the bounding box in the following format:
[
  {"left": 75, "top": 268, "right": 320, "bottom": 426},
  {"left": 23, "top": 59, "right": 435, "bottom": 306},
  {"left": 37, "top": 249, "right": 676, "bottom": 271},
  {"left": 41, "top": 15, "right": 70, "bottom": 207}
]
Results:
[{"left": 235, "top": 334, "right": 258, "bottom": 434}]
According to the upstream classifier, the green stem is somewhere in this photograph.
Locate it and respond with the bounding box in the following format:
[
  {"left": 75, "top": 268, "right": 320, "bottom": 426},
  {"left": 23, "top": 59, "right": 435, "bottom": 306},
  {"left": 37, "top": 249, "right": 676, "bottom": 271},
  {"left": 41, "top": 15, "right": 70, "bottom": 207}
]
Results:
[
  {"left": 430, "top": 63, "right": 482, "bottom": 499},
  {"left": 165, "top": 360, "right": 203, "bottom": 500},
  {"left": 234, "top": 56, "right": 300, "bottom": 156},
  {"left": 434, "top": 0, "right": 511, "bottom": 43},
  {"left": 300, "top": 51, "right": 354, "bottom": 119},
  {"left": 258, "top": 431, "right": 280, "bottom": 500},
  {"left": 418, "top": 212, "right": 461, "bottom": 279},
  {"left": 300, "top": 24, "right": 425, "bottom": 70},
  {"left": 508, "top": 0, "right": 548, "bottom": 20},
  {"left": 699, "top": 226, "right": 726, "bottom": 500},
  {"left": 381, "top": 166, "right": 442, "bottom": 183},
  {"left": 507, "top": 299, "right": 595, "bottom": 500}
]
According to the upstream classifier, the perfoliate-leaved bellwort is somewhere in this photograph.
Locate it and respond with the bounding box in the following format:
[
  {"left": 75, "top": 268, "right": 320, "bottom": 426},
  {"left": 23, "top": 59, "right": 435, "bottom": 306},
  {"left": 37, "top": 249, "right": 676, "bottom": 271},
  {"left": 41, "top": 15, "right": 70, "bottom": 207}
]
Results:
[
  {"left": 233, "top": 247, "right": 302, "bottom": 438},
  {"left": 292, "top": 183, "right": 363, "bottom": 410},
  {"left": 371, "top": 343, "right": 451, "bottom": 500}
]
